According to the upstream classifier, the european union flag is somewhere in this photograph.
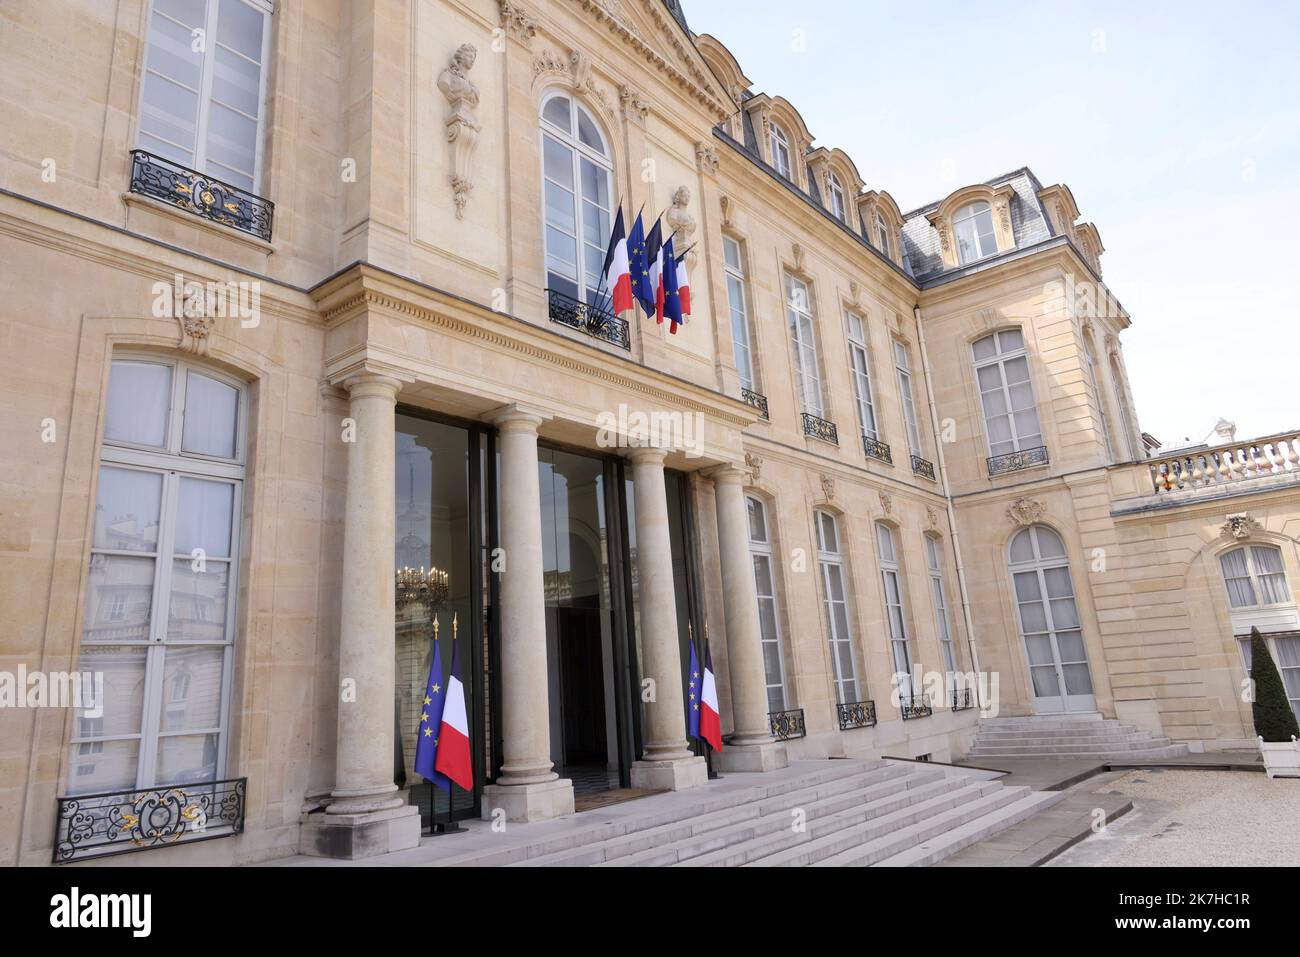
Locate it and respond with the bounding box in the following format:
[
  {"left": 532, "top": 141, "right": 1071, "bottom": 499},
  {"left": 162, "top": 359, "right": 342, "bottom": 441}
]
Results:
[
  {"left": 686, "top": 639, "right": 702, "bottom": 740},
  {"left": 628, "top": 210, "right": 653, "bottom": 315},
  {"left": 662, "top": 234, "right": 683, "bottom": 331},
  {"left": 413, "top": 626, "right": 450, "bottom": 791}
]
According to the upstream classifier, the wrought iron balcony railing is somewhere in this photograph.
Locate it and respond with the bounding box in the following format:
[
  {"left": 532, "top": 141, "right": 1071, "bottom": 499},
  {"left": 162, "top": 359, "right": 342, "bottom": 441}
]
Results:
[
  {"left": 742, "top": 388, "right": 770, "bottom": 420},
  {"left": 768, "top": 708, "right": 807, "bottom": 741},
  {"left": 863, "top": 436, "right": 893, "bottom": 464},
  {"left": 53, "top": 776, "right": 246, "bottom": 863},
  {"left": 546, "top": 289, "right": 631, "bottom": 350},
  {"left": 951, "top": 687, "right": 974, "bottom": 712},
  {"left": 911, "top": 454, "right": 936, "bottom": 480},
  {"left": 128, "top": 150, "right": 273, "bottom": 241},
  {"left": 802, "top": 412, "right": 838, "bottom": 444},
  {"left": 987, "top": 445, "right": 1049, "bottom": 476},
  {"left": 837, "top": 699, "right": 877, "bottom": 730},
  {"left": 900, "top": 693, "right": 933, "bottom": 720}
]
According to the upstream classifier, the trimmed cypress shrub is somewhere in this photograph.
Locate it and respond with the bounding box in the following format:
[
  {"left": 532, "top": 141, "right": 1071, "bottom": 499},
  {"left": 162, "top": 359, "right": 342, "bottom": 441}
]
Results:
[{"left": 1250, "top": 627, "right": 1300, "bottom": 743}]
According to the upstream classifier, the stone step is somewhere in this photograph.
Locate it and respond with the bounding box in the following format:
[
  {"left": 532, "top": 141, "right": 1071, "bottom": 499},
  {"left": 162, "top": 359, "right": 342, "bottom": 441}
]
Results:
[
  {"left": 970, "top": 736, "right": 1176, "bottom": 752},
  {"left": 974, "top": 726, "right": 1155, "bottom": 741},
  {"left": 978, "top": 715, "right": 1107, "bottom": 730},
  {"left": 968, "top": 744, "right": 1189, "bottom": 760},
  {"left": 514, "top": 762, "right": 925, "bottom": 867},
  {"left": 728, "top": 780, "right": 1011, "bottom": 868},
  {"left": 778, "top": 783, "right": 1025, "bottom": 868},
  {"left": 639, "top": 773, "right": 968, "bottom": 868},
  {"left": 871, "top": 790, "right": 1065, "bottom": 867}
]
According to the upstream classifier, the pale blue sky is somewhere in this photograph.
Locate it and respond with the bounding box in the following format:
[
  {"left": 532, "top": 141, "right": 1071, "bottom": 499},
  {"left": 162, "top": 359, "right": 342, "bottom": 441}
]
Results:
[{"left": 686, "top": 0, "right": 1300, "bottom": 448}]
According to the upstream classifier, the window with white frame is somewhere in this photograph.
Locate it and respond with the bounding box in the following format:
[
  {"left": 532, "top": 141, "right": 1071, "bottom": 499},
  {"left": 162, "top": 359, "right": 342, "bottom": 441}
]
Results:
[
  {"left": 925, "top": 536, "right": 957, "bottom": 675},
  {"left": 786, "top": 274, "right": 824, "bottom": 418},
  {"left": 770, "top": 121, "right": 793, "bottom": 179},
  {"left": 747, "top": 496, "right": 788, "bottom": 713},
  {"left": 815, "top": 511, "right": 859, "bottom": 705},
  {"left": 827, "top": 171, "right": 847, "bottom": 222},
  {"left": 137, "top": 0, "right": 272, "bottom": 193},
  {"left": 1109, "top": 353, "right": 1137, "bottom": 459},
  {"left": 1083, "top": 334, "right": 1115, "bottom": 461},
  {"left": 876, "top": 523, "right": 915, "bottom": 698},
  {"left": 724, "top": 236, "right": 756, "bottom": 393},
  {"left": 953, "top": 201, "right": 998, "bottom": 265},
  {"left": 973, "top": 329, "right": 1044, "bottom": 459},
  {"left": 1008, "top": 525, "right": 1093, "bottom": 701},
  {"left": 1238, "top": 633, "right": 1300, "bottom": 724},
  {"left": 541, "top": 92, "right": 613, "bottom": 306},
  {"left": 68, "top": 356, "right": 245, "bottom": 795},
  {"left": 845, "top": 311, "right": 879, "bottom": 442},
  {"left": 875, "top": 213, "right": 891, "bottom": 257},
  {"left": 1220, "top": 546, "right": 1292, "bottom": 609},
  {"left": 893, "top": 340, "right": 923, "bottom": 454}
]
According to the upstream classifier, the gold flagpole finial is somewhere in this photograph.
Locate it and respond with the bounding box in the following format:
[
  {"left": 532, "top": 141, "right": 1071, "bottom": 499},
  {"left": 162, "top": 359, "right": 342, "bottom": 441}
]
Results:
[
  {"left": 704, "top": 621, "right": 710, "bottom": 641},
  {"left": 688, "top": 620, "right": 694, "bottom": 641},
  {"left": 452, "top": 612, "right": 458, "bottom": 639},
  {"left": 433, "top": 615, "right": 440, "bottom": 637}
]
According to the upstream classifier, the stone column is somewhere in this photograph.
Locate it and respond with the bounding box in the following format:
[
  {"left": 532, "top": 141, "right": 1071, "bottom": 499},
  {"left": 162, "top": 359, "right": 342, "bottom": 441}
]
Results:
[
  {"left": 482, "top": 406, "right": 574, "bottom": 821},
  {"left": 302, "top": 372, "right": 420, "bottom": 859},
  {"left": 709, "top": 465, "right": 788, "bottom": 772},
  {"left": 628, "top": 447, "right": 707, "bottom": 790}
]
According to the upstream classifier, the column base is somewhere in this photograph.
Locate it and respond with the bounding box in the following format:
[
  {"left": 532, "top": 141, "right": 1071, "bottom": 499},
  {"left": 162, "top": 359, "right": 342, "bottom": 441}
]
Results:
[
  {"left": 630, "top": 755, "right": 708, "bottom": 791},
  {"left": 716, "top": 740, "right": 788, "bottom": 773},
  {"left": 481, "top": 778, "right": 575, "bottom": 823},
  {"left": 298, "top": 803, "right": 421, "bottom": 860}
]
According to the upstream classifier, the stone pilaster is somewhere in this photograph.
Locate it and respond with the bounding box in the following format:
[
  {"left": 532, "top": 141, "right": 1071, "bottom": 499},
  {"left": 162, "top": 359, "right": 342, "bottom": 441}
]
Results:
[
  {"left": 482, "top": 405, "right": 575, "bottom": 821},
  {"left": 628, "top": 447, "right": 707, "bottom": 790},
  {"left": 301, "top": 372, "right": 421, "bottom": 859},
  {"left": 709, "top": 465, "right": 788, "bottom": 772}
]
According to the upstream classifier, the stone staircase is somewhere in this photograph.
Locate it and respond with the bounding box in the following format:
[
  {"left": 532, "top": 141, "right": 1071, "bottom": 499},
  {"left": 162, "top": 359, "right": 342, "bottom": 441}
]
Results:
[
  {"left": 967, "top": 714, "right": 1189, "bottom": 761},
  {"left": 428, "top": 759, "right": 1062, "bottom": 867}
]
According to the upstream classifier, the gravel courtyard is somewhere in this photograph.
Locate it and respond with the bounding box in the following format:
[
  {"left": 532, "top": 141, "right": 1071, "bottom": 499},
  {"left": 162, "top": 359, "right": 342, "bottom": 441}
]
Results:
[{"left": 1048, "top": 769, "right": 1300, "bottom": 867}]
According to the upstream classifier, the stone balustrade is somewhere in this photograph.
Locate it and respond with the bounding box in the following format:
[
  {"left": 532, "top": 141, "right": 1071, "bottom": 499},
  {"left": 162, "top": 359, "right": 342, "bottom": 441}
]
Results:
[{"left": 1148, "top": 429, "right": 1300, "bottom": 494}]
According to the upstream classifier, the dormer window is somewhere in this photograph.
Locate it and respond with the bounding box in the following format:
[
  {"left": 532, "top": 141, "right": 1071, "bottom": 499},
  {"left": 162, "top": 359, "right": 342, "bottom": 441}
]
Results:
[
  {"left": 770, "top": 122, "right": 792, "bottom": 179},
  {"left": 874, "top": 213, "right": 891, "bottom": 257},
  {"left": 953, "top": 201, "right": 998, "bottom": 264},
  {"left": 827, "top": 171, "right": 846, "bottom": 222}
]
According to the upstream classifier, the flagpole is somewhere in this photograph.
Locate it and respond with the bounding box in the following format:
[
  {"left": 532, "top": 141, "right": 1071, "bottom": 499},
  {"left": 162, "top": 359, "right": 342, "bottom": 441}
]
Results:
[{"left": 433, "top": 612, "right": 467, "bottom": 835}]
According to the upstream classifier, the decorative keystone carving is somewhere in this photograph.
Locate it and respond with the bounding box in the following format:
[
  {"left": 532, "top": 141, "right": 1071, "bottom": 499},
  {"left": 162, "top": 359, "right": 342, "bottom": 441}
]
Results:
[
  {"left": 879, "top": 491, "right": 893, "bottom": 516},
  {"left": 437, "top": 43, "right": 481, "bottom": 220},
  {"left": 792, "top": 242, "right": 805, "bottom": 272},
  {"left": 695, "top": 141, "right": 719, "bottom": 176},
  {"left": 820, "top": 473, "right": 835, "bottom": 501},
  {"left": 666, "top": 185, "right": 697, "bottom": 267},
  {"left": 1007, "top": 497, "right": 1046, "bottom": 527},
  {"left": 926, "top": 506, "right": 940, "bottom": 530},
  {"left": 619, "top": 84, "right": 649, "bottom": 120},
  {"left": 719, "top": 194, "right": 733, "bottom": 227},
  {"left": 745, "top": 452, "right": 762, "bottom": 482},
  {"left": 1220, "top": 514, "right": 1263, "bottom": 540},
  {"left": 498, "top": 0, "right": 536, "bottom": 45}
]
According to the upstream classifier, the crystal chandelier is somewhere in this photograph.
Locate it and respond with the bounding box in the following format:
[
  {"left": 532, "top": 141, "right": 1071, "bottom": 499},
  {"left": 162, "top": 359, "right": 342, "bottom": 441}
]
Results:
[{"left": 396, "top": 565, "right": 449, "bottom": 607}]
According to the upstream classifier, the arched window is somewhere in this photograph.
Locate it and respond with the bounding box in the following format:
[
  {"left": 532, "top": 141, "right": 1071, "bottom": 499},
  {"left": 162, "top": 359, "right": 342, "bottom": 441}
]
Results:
[
  {"left": 826, "top": 171, "right": 847, "bottom": 222},
  {"left": 953, "top": 201, "right": 998, "bottom": 264},
  {"left": 1220, "top": 545, "right": 1292, "bottom": 609},
  {"left": 769, "top": 121, "right": 792, "bottom": 179},
  {"left": 972, "top": 328, "right": 1044, "bottom": 461},
  {"left": 875, "top": 523, "right": 914, "bottom": 699},
  {"left": 70, "top": 355, "right": 246, "bottom": 794},
  {"left": 747, "top": 496, "right": 788, "bottom": 713},
  {"left": 815, "top": 511, "right": 860, "bottom": 704},
  {"left": 1008, "top": 526, "right": 1094, "bottom": 712},
  {"left": 925, "top": 536, "right": 957, "bottom": 675},
  {"left": 540, "top": 92, "right": 613, "bottom": 306},
  {"left": 875, "top": 213, "right": 892, "bottom": 257}
]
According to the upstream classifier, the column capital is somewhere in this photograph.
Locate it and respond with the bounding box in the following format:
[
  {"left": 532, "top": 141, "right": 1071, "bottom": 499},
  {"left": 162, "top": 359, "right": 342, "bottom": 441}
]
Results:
[
  {"left": 343, "top": 372, "right": 403, "bottom": 401},
  {"left": 704, "top": 462, "right": 749, "bottom": 486},
  {"left": 627, "top": 445, "right": 668, "bottom": 467},
  {"left": 490, "top": 402, "right": 550, "bottom": 433}
]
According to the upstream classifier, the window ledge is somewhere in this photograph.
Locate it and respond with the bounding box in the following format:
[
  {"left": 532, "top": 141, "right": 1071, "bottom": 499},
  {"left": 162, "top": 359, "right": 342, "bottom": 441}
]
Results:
[{"left": 121, "top": 191, "right": 278, "bottom": 257}]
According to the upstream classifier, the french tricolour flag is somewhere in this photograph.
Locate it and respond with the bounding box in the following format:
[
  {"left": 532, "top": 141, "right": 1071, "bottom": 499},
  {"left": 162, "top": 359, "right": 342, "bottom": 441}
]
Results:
[
  {"left": 688, "top": 638, "right": 723, "bottom": 751},
  {"left": 601, "top": 206, "right": 634, "bottom": 315},
  {"left": 433, "top": 639, "right": 474, "bottom": 790}
]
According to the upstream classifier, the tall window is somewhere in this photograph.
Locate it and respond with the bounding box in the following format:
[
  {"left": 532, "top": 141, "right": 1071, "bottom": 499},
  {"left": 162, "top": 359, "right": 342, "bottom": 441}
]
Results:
[
  {"left": 893, "top": 340, "right": 922, "bottom": 454},
  {"left": 137, "top": 0, "right": 272, "bottom": 192},
  {"left": 845, "top": 311, "right": 878, "bottom": 441},
  {"left": 1083, "top": 334, "right": 1115, "bottom": 461},
  {"left": 953, "top": 201, "right": 998, "bottom": 265},
  {"left": 816, "top": 511, "right": 859, "bottom": 704},
  {"left": 724, "top": 236, "right": 756, "bottom": 392},
  {"left": 973, "top": 329, "right": 1043, "bottom": 459},
  {"left": 541, "top": 92, "right": 613, "bottom": 306},
  {"left": 875, "top": 213, "right": 891, "bottom": 257},
  {"left": 1238, "top": 635, "right": 1300, "bottom": 724},
  {"left": 876, "top": 523, "right": 914, "bottom": 698},
  {"left": 769, "top": 121, "right": 792, "bottom": 179},
  {"left": 1110, "top": 353, "right": 1137, "bottom": 459},
  {"left": 1220, "top": 546, "right": 1292, "bottom": 609},
  {"left": 1009, "top": 525, "right": 1093, "bottom": 705},
  {"left": 747, "top": 497, "right": 788, "bottom": 713},
  {"left": 926, "top": 536, "right": 957, "bottom": 674},
  {"left": 827, "top": 171, "right": 847, "bottom": 222},
  {"left": 786, "top": 274, "right": 824, "bottom": 417},
  {"left": 70, "top": 356, "right": 245, "bottom": 794}
]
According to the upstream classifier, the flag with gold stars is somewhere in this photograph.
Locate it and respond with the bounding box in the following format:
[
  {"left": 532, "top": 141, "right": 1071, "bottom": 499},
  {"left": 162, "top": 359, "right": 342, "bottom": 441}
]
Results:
[{"left": 413, "top": 628, "right": 449, "bottom": 791}]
